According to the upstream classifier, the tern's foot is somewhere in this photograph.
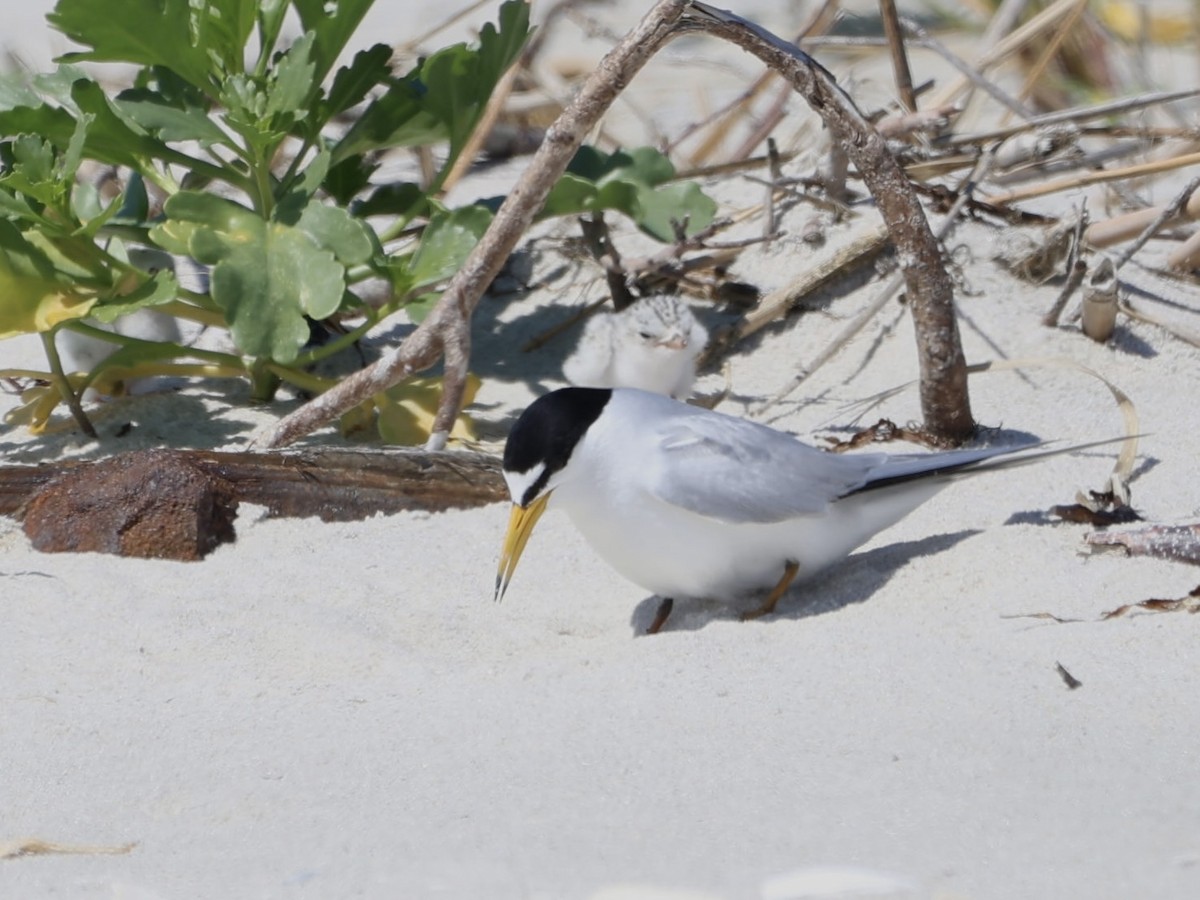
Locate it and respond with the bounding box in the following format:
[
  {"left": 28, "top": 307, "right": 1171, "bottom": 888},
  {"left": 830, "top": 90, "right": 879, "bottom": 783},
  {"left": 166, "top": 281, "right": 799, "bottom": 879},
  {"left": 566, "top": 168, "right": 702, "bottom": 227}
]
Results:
[
  {"left": 740, "top": 559, "right": 801, "bottom": 622},
  {"left": 646, "top": 597, "right": 675, "bottom": 634}
]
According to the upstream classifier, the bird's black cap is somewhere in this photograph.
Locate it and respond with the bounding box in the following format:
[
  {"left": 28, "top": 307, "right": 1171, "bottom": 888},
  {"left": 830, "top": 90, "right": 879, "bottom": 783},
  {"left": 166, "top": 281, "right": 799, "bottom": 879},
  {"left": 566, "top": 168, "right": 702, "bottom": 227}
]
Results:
[{"left": 504, "top": 387, "right": 612, "bottom": 507}]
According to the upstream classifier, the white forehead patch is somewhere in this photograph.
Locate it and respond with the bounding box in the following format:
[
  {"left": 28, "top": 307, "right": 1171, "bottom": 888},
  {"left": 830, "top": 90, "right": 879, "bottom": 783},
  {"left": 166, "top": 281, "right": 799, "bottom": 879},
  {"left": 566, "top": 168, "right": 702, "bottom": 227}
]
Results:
[{"left": 503, "top": 462, "right": 546, "bottom": 505}]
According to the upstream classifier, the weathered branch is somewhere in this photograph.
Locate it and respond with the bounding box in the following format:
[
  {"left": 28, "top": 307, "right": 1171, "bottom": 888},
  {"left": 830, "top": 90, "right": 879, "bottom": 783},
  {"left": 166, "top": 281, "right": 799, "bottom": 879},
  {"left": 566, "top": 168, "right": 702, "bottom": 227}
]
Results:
[
  {"left": 253, "top": 0, "right": 691, "bottom": 450},
  {"left": 256, "top": 0, "right": 974, "bottom": 447},
  {"left": 678, "top": 2, "right": 973, "bottom": 439}
]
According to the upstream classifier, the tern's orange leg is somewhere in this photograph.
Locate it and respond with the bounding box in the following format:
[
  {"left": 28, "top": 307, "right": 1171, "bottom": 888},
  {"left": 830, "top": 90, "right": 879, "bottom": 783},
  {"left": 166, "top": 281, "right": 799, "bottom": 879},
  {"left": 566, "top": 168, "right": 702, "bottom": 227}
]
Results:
[
  {"left": 646, "top": 597, "right": 675, "bottom": 635},
  {"left": 740, "top": 560, "right": 800, "bottom": 621}
]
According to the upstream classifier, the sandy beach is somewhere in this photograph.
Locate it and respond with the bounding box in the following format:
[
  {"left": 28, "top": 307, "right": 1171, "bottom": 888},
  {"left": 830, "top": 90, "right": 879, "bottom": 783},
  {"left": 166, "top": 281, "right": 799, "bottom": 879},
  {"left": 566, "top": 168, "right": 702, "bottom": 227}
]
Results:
[{"left": 3, "top": 2, "right": 1200, "bottom": 898}]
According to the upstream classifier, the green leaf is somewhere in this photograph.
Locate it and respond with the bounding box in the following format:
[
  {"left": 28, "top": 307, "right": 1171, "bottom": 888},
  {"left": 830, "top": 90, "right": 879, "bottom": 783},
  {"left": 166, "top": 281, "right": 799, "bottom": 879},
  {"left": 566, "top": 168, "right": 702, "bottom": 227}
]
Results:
[
  {"left": 0, "top": 219, "right": 95, "bottom": 337},
  {"left": 266, "top": 32, "right": 317, "bottom": 121},
  {"left": 0, "top": 136, "right": 60, "bottom": 206},
  {"left": 332, "top": 73, "right": 441, "bottom": 164},
  {"left": 540, "top": 145, "right": 718, "bottom": 241},
  {"left": 255, "top": 0, "right": 290, "bottom": 62},
  {"left": 113, "top": 172, "right": 150, "bottom": 223},
  {"left": 68, "top": 80, "right": 208, "bottom": 173},
  {"left": 407, "top": 205, "right": 492, "bottom": 291},
  {"left": 88, "top": 268, "right": 179, "bottom": 323},
  {"left": 387, "top": 205, "right": 491, "bottom": 320},
  {"left": 147, "top": 217, "right": 198, "bottom": 256},
  {"left": 324, "top": 44, "right": 392, "bottom": 119},
  {"left": 565, "top": 146, "right": 674, "bottom": 187},
  {"left": 332, "top": 0, "right": 530, "bottom": 168},
  {"left": 412, "top": 0, "right": 531, "bottom": 165},
  {"left": 48, "top": 0, "right": 215, "bottom": 92},
  {"left": 194, "top": 0, "right": 256, "bottom": 77},
  {"left": 324, "top": 153, "right": 378, "bottom": 206},
  {"left": 291, "top": 147, "right": 332, "bottom": 198},
  {"left": 0, "top": 219, "right": 58, "bottom": 279},
  {"left": 293, "top": 0, "right": 377, "bottom": 85},
  {"left": 296, "top": 202, "right": 375, "bottom": 265},
  {"left": 0, "top": 73, "right": 45, "bottom": 110},
  {"left": 0, "top": 190, "right": 45, "bottom": 226},
  {"left": 162, "top": 191, "right": 347, "bottom": 362},
  {"left": 636, "top": 182, "right": 718, "bottom": 242},
  {"left": 71, "top": 182, "right": 127, "bottom": 237},
  {"left": 115, "top": 88, "right": 229, "bottom": 145},
  {"left": 352, "top": 181, "right": 427, "bottom": 220}
]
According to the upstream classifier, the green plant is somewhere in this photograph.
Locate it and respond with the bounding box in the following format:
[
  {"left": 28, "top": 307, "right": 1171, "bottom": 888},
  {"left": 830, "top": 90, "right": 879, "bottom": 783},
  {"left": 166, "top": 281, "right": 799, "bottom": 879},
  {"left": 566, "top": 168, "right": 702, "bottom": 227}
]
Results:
[
  {"left": 0, "top": 0, "right": 719, "bottom": 442},
  {"left": 0, "top": 0, "right": 527, "bottom": 436},
  {"left": 542, "top": 145, "right": 717, "bottom": 242}
]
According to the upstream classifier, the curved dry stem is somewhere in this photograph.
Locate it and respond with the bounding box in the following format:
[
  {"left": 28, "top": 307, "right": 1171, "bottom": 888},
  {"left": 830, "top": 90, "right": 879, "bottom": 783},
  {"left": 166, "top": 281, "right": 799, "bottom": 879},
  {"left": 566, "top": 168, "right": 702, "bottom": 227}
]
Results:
[
  {"left": 678, "top": 2, "right": 973, "bottom": 439},
  {"left": 252, "top": 0, "right": 692, "bottom": 450},
  {"left": 256, "top": 0, "right": 973, "bottom": 449}
]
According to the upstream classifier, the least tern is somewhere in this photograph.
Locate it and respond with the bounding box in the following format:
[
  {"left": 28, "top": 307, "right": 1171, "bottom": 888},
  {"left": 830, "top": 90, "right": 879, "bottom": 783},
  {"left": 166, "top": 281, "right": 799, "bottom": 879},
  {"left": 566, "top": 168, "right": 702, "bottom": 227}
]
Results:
[
  {"left": 495, "top": 387, "right": 1113, "bottom": 632},
  {"left": 563, "top": 295, "right": 708, "bottom": 399}
]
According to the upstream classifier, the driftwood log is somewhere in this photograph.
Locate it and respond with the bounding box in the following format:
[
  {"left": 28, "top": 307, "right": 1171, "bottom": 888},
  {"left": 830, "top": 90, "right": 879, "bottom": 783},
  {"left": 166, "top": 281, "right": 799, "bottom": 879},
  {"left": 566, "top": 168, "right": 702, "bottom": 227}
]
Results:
[{"left": 2, "top": 448, "right": 506, "bottom": 561}]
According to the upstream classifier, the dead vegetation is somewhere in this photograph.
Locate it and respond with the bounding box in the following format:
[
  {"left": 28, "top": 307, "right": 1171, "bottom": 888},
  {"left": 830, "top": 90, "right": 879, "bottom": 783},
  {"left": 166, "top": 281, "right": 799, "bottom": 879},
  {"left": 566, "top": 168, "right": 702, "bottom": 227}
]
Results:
[
  {"left": 7, "top": 1, "right": 1200, "bottom": 576},
  {"left": 241, "top": 0, "right": 1200, "bottom": 453}
]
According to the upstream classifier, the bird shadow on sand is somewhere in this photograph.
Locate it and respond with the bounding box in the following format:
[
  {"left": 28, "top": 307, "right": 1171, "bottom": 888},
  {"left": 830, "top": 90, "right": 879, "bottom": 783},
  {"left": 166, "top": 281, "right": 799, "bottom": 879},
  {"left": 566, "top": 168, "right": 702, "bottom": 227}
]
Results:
[{"left": 629, "top": 528, "right": 981, "bottom": 635}]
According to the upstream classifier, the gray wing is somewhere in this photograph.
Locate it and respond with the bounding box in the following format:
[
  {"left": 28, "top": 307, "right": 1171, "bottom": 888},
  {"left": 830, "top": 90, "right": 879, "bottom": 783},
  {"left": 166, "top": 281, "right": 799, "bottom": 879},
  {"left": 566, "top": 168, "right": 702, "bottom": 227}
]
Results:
[
  {"left": 646, "top": 407, "right": 1043, "bottom": 523},
  {"left": 646, "top": 412, "right": 885, "bottom": 523}
]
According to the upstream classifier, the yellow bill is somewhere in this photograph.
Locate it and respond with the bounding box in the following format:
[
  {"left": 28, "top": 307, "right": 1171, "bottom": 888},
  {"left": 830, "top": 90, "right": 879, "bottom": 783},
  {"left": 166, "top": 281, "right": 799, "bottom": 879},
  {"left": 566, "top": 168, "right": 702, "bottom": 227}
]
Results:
[{"left": 494, "top": 493, "right": 551, "bottom": 602}]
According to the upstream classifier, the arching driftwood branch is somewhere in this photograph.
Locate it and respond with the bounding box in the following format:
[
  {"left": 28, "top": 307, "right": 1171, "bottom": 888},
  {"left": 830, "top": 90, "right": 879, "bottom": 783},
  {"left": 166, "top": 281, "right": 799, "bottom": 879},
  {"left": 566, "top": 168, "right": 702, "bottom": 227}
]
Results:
[
  {"left": 254, "top": 0, "right": 973, "bottom": 450},
  {"left": 252, "top": 0, "right": 692, "bottom": 450},
  {"left": 676, "top": 2, "right": 972, "bottom": 439}
]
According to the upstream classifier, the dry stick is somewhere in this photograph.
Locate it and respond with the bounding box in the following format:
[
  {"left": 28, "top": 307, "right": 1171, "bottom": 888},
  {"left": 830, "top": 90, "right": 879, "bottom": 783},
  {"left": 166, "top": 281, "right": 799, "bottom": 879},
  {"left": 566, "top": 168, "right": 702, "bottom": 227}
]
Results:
[
  {"left": 926, "top": 0, "right": 1084, "bottom": 111},
  {"left": 1042, "top": 258, "right": 1088, "bottom": 327},
  {"left": 980, "top": 0, "right": 1033, "bottom": 47},
  {"left": 681, "top": 0, "right": 839, "bottom": 164},
  {"left": 1086, "top": 185, "right": 1200, "bottom": 248},
  {"left": 1118, "top": 296, "right": 1200, "bottom": 347},
  {"left": 763, "top": 137, "right": 781, "bottom": 239},
  {"left": 986, "top": 150, "right": 1200, "bottom": 206},
  {"left": 701, "top": 222, "right": 890, "bottom": 366},
  {"left": 0, "top": 838, "right": 137, "bottom": 860},
  {"left": 1110, "top": 175, "right": 1200, "bottom": 269},
  {"left": 261, "top": 0, "right": 978, "bottom": 448},
  {"left": 1042, "top": 207, "right": 1089, "bottom": 327},
  {"left": 579, "top": 213, "right": 635, "bottom": 310},
  {"left": 879, "top": 0, "right": 917, "bottom": 113},
  {"left": 1166, "top": 229, "right": 1200, "bottom": 271},
  {"left": 679, "top": 3, "right": 973, "bottom": 437},
  {"left": 760, "top": 151, "right": 994, "bottom": 414},
  {"left": 1008, "top": 0, "right": 1088, "bottom": 117},
  {"left": 948, "top": 88, "right": 1200, "bottom": 148},
  {"left": 253, "top": 0, "right": 693, "bottom": 450},
  {"left": 902, "top": 19, "right": 1033, "bottom": 121},
  {"left": 439, "top": 61, "right": 522, "bottom": 196}
]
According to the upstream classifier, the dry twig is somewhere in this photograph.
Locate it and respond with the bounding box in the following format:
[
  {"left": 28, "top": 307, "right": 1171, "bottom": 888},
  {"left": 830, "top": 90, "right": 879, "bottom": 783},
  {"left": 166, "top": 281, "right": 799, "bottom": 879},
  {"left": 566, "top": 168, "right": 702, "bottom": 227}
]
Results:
[
  {"left": 760, "top": 149, "right": 993, "bottom": 415},
  {"left": 257, "top": 0, "right": 976, "bottom": 448},
  {"left": 678, "top": 1, "right": 973, "bottom": 439},
  {"left": 254, "top": 0, "right": 694, "bottom": 450}
]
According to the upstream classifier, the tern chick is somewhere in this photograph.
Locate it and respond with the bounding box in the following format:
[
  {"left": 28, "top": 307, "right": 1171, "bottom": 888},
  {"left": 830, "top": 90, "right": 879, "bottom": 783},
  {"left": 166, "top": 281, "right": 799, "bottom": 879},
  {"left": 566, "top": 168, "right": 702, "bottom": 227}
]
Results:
[{"left": 563, "top": 295, "right": 708, "bottom": 399}]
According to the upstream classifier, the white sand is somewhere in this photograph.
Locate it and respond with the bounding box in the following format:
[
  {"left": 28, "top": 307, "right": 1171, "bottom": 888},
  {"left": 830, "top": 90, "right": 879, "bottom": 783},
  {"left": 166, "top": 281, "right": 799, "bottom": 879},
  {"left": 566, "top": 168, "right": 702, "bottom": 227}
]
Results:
[{"left": 4, "top": 3, "right": 1200, "bottom": 899}]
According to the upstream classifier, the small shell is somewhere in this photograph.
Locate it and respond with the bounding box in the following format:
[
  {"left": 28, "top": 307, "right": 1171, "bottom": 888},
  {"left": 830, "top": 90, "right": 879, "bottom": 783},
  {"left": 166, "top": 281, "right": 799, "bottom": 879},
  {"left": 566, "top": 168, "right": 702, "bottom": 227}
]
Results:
[{"left": 1081, "top": 255, "right": 1118, "bottom": 343}]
